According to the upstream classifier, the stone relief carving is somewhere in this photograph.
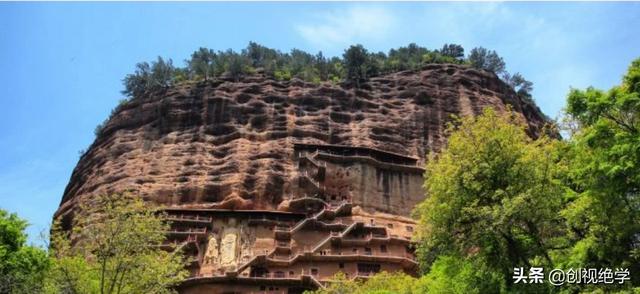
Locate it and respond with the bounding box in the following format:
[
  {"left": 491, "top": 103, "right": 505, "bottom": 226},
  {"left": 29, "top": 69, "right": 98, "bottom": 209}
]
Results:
[
  {"left": 220, "top": 232, "right": 237, "bottom": 267},
  {"left": 202, "top": 218, "right": 256, "bottom": 270},
  {"left": 203, "top": 235, "right": 219, "bottom": 265},
  {"left": 240, "top": 226, "right": 255, "bottom": 262},
  {"left": 220, "top": 219, "right": 239, "bottom": 268}
]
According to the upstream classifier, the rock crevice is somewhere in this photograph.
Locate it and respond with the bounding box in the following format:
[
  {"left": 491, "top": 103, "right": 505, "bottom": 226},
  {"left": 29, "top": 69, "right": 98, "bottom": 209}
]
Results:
[{"left": 56, "top": 64, "right": 549, "bottom": 218}]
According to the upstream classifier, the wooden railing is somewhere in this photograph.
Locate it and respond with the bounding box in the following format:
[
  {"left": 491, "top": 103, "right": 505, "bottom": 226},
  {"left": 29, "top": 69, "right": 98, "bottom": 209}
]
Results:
[
  {"left": 167, "top": 227, "right": 207, "bottom": 234},
  {"left": 165, "top": 214, "right": 212, "bottom": 222}
]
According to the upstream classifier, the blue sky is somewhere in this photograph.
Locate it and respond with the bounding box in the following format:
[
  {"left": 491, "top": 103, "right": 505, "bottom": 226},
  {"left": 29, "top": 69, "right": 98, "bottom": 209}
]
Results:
[{"left": 1, "top": 2, "right": 639, "bottom": 244}]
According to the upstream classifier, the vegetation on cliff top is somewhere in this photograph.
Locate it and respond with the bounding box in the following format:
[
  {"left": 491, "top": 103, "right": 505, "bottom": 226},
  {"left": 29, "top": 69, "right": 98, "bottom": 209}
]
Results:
[
  {"left": 92, "top": 42, "right": 534, "bottom": 137},
  {"left": 120, "top": 42, "right": 530, "bottom": 94}
]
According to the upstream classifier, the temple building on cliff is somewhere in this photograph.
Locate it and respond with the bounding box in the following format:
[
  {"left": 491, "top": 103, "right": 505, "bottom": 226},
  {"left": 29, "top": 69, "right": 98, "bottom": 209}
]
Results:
[{"left": 169, "top": 143, "right": 424, "bottom": 294}]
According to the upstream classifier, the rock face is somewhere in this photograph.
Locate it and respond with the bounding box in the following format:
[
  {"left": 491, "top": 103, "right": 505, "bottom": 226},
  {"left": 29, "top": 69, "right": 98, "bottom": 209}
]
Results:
[
  {"left": 55, "top": 63, "right": 549, "bottom": 293},
  {"left": 57, "top": 64, "right": 546, "bottom": 216}
]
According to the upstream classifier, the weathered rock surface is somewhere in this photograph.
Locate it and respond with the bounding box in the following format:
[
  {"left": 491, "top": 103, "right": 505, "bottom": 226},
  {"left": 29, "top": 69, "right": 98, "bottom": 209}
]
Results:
[{"left": 55, "top": 63, "right": 549, "bottom": 218}]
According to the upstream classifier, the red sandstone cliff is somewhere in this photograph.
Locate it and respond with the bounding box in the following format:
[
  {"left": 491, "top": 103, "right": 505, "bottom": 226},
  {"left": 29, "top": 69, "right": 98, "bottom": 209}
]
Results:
[{"left": 55, "top": 63, "right": 549, "bottom": 219}]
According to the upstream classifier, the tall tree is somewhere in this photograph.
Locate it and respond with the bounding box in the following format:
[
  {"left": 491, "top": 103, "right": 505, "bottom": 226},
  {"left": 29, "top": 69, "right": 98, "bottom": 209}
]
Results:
[
  {"left": 367, "top": 51, "right": 387, "bottom": 77},
  {"left": 343, "top": 44, "right": 369, "bottom": 87},
  {"left": 289, "top": 49, "right": 313, "bottom": 75},
  {"left": 0, "top": 209, "right": 49, "bottom": 294},
  {"left": 440, "top": 44, "right": 465, "bottom": 60},
  {"left": 121, "top": 57, "right": 174, "bottom": 98},
  {"left": 121, "top": 62, "right": 151, "bottom": 98},
  {"left": 561, "top": 58, "right": 640, "bottom": 290},
  {"left": 47, "top": 194, "right": 188, "bottom": 294},
  {"left": 502, "top": 72, "right": 533, "bottom": 96},
  {"left": 468, "top": 47, "right": 506, "bottom": 75},
  {"left": 188, "top": 47, "right": 216, "bottom": 81},
  {"left": 226, "top": 52, "right": 249, "bottom": 82},
  {"left": 502, "top": 72, "right": 534, "bottom": 104},
  {"left": 315, "top": 51, "right": 329, "bottom": 81},
  {"left": 245, "top": 41, "right": 266, "bottom": 68},
  {"left": 414, "top": 108, "right": 564, "bottom": 292},
  {"left": 150, "top": 57, "right": 175, "bottom": 90}
]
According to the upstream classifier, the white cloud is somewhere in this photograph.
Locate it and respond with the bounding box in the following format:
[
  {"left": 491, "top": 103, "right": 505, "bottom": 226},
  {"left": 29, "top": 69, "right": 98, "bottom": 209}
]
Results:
[
  {"left": 294, "top": 3, "right": 606, "bottom": 119},
  {"left": 296, "top": 6, "right": 396, "bottom": 49},
  {"left": 412, "top": 3, "right": 599, "bottom": 117}
]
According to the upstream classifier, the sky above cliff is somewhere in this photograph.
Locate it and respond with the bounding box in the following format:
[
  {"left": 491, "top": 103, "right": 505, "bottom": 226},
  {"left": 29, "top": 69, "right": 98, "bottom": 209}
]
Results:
[{"left": 1, "top": 2, "right": 639, "bottom": 244}]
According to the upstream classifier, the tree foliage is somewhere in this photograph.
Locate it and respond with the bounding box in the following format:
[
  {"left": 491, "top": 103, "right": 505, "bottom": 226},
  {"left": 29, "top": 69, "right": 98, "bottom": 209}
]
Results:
[
  {"left": 0, "top": 209, "right": 49, "bottom": 294},
  {"left": 503, "top": 72, "right": 535, "bottom": 103},
  {"left": 342, "top": 45, "right": 370, "bottom": 87},
  {"left": 305, "top": 271, "right": 417, "bottom": 294},
  {"left": 188, "top": 47, "right": 217, "bottom": 81},
  {"left": 121, "top": 57, "right": 175, "bottom": 98},
  {"left": 118, "top": 43, "right": 536, "bottom": 98},
  {"left": 468, "top": 47, "right": 506, "bottom": 75},
  {"left": 439, "top": 44, "right": 465, "bottom": 60},
  {"left": 405, "top": 58, "right": 640, "bottom": 293},
  {"left": 384, "top": 43, "right": 430, "bottom": 72},
  {"left": 559, "top": 57, "right": 640, "bottom": 290},
  {"left": 414, "top": 108, "right": 564, "bottom": 292},
  {"left": 120, "top": 42, "right": 536, "bottom": 98},
  {"left": 417, "top": 254, "right": 506, "bottom": 294},
  {"left": 47, "top": 194, "right": 188, "bottom": 294},
  {"left": 225, "top": 51, "right": 250, "bottom": 82},
  {"left": 503, "top": 72, "right": 533, "bottom": 97}
]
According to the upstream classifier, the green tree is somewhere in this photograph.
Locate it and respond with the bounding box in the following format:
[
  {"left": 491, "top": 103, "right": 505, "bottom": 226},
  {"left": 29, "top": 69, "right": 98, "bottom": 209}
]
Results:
[
  {"left": 503, "top": 72, "right": 533, "bottom": 97},
  {"left": 503, "top": 72, "right": 535, "bottom": 104},
  {"left": 188, "top": 47, "right": 217, "bottom": 81},
  {"left": 367, "top": 51, "right": 387, "bottom": 77},
  {"left": 0, "top": 209, "right": 49, "bottom": 294},
  {"left": 120, "top": 42, "right": 526, "bottom": 92},
  {"left": 245, "top": 41, "right": 280, "bottom": 68},
  {"left": 354, "top": 271, "right": 416, "bottom": 294},
  {"left": 222, "top": 50, "right": 251, "bottom": 82},
  {"left": 468, "top": 47, "right": 506, "bottom": 75},
  {"left": 289, "top": 49, "right": 315, "bottom": 78},
  {"left": 315, "top": 51, "right": 329, "bottom": 81},
  {"left": 560, "top": 57, "right": 640, "bottom": 290},
  {"left": 172, "top": 67, "right": 190, "bottom": 84},
  {"left": 305, "top": 271, "right": 416, "bottom": 294},
  {"left": 304, "top": 272, "right": 356, "bottom": 294},
  {"left": 343, "top": 44, "right": 369, "bottom": 87},
  {"left": 439, "top": 44, "right": 465, "bottom": 60},
  {"left": 416, "top": 255, "right": 506, "bottom": 294},
  {"left": 327, "top": 57, "right": 344, "bottom": 83},
  {"left": 121, "top": 57, "right": 174, "bottom": 98},
  {"left": 47, "top": 194, "right": 188, "bottom": 294},
  {"left": 414, "top": 108, "right": 564, "bottom": 292},
  {"left": 121, "top": 62, "right": 151, "bottom": 98},
  {"left": 386, "top": 43, "right": 429, "bottom": 72},
  {"left": 422, "top": 51, "right": 460, "bottom": 65},
  {"left": 149, "top": 57, "right": 175, "bottom": 90}
]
